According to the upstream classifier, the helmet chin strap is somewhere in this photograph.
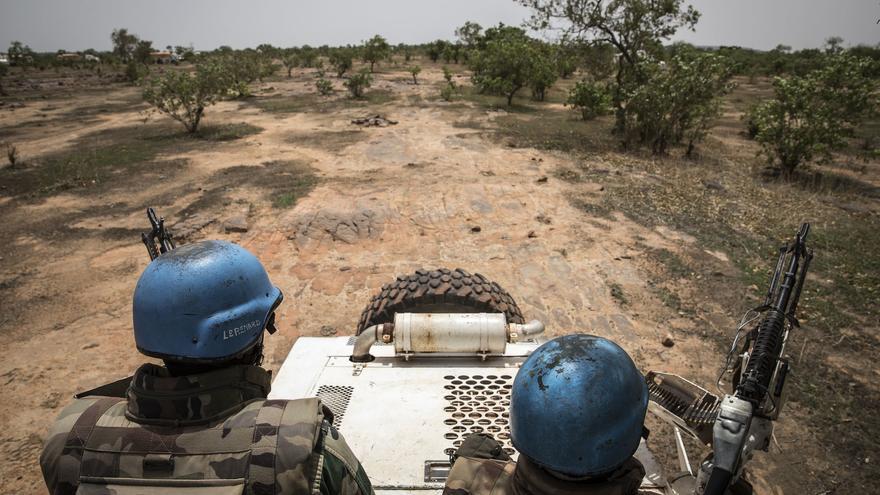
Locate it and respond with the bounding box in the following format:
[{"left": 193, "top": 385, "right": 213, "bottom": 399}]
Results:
[{"left": 265, "top": 312, "right": 278, "bottom": 335}]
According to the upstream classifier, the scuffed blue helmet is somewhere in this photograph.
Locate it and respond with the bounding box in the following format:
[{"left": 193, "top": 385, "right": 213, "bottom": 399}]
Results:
[
  {"left": 510, "top": 334, "right": 648, "bottom": 477},
  {"left": 133, "top": 240, "right": 283, "bottom": 362}
]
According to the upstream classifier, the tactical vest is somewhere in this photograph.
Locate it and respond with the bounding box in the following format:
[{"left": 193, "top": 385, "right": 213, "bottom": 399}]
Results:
[{"left": 49, "top": 396, "right": 327, "bottom": 495}]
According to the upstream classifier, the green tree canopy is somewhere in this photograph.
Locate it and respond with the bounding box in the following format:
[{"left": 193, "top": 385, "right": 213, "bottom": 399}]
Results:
[
  {"left": 362, "top": 35, "right": 390, "bottom": 72},
  {"left": 111, "top": 28, "right": 139, "bottom": 62}
]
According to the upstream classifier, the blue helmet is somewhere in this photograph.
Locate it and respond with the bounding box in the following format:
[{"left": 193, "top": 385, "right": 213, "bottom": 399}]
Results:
[
  {"left": 510, "top": 334, "right": 648, "bottom": 477},
  {"left": 132, "top": 240, "right": 283, "bottom": 362}
]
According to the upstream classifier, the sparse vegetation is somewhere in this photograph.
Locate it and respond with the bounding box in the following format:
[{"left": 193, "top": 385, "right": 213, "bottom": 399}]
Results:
[
  {"left": 749, "top": 54, "right": 878, "bottom": 177},
  {"left": 345, "top": 69, "right": 373, "bottom": 98},
  {"left": 5, "top": 143, "right": 20, "bottom": 168},
  {"left": 0, "top": 63, "right": 8, "bottom": 96},
  {"left": 625, "top": 47, "right": 735, "bottom": 155},
  {"left": 316, "top": 77, "right": 334, "bottom": 95},
  {"left": 142, "top": 61, "right": 229, "bottom": 133},
  {"left": 521, "top": 0, "right": 700, "bottom": 132},
  {"left": 566, "top": 80, "right": 611, "bottom": 120},
  {"left": 329, "top": 48, "right": 354, "bottom": 78},
  {"left": 408, "top": 65, "right": 421, "bottom": 84},
  {"left": 362, "top": 35, "right": 390, "bottom": 72},
  {"left": 468, "top": 25, "right": 541, "bottom": 106},
  {"left": 281, "top": 49, "right": 298, "bottom": 77}
]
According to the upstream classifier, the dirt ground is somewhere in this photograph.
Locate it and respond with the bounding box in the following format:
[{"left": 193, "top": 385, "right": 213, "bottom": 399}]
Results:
[{"left": 0, "top": 64, "right": 877, "bottom": 495}]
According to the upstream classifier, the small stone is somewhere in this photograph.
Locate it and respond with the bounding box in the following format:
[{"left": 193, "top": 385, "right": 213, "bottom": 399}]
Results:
[
  {"left": 470, "top": 226, "right": 482, "bottom": 233},
  {"left": 82, "top": 342, "right": 99, "bottom": 350},
  {"left": 535, "top": 214, "right": 552, "bottom": 225},
  {"left": 536, "top": 176, "right": 548, "bottom": 183},
  {"left": 224, "top": 216, "right": 249, "bottom": 233},
  {"left": 662, "top": 336, "right": 675, "bottom": 348},
  {"left": 320, "top": 325, "right": 337, "bottom": 336},
  {"left": 339, "top": 266, "right": 351, "bottom": 272},
  {"left": 703, "top": 180, "right": 725, "bottom": 191},
  {"left": 527, "top": 231, "right": 537, "bottom": 238},
  {"left": 41, "top": 392, "right": 62, "bottom": 409}
]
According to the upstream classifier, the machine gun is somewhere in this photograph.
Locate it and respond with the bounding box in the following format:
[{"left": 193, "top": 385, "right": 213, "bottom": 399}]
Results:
[
  {"left": 646, "top": 224, "right": 813, "bottom": 495},
  {"left": 141, "top": 207, "right": 176, "bottom": 260}
]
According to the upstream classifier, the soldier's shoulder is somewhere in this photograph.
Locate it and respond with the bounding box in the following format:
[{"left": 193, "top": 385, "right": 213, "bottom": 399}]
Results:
[
  {"left": 320, "top": 424, "right": 373, "bottom": 495},
  {"left": 444, "top": 456, "right": 516, "bottom": 494},
  {"left": 40, "top": 397, "right": 121, "bottom": 492},
  {"left": 44, "top": 397, "right": 107, "bottom": 442}
]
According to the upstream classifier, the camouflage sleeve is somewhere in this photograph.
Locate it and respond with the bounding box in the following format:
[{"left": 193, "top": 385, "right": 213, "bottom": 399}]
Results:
[
  {"left": 39, "top": 398, "right": 102, "bottom": 494},
  {"left": 319, "top": 423, "right": 374, "bottom": 495}
]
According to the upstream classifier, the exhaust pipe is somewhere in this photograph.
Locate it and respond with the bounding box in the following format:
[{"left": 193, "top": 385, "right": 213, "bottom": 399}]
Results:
[{"left": 350, "top": 314, "right": 545, "bottom": 362}]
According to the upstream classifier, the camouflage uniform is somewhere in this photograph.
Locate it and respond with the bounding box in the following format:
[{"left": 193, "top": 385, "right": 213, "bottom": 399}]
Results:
[
  {"left": 444, "top": 435, "right": 650, "bottom": 495},
  {"left": 40, "top": 363, "right": 373, "bottom": 495}
]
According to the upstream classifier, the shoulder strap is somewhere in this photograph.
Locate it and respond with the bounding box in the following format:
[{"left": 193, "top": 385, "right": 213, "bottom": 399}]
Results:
[
  {"left": 74, "top": 376, "right": 132, "bottom": 399},
  {"left": 53, "top": 397, "right": 124, "bottom": 495},
  {"left": 247, "top": 399, "right": 289, "bottom": 495}
]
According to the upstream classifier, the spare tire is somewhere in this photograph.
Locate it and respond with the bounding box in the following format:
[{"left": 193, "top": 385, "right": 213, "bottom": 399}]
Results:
[{"left": 356, "top": 268, "right": 524, "bottom": 335}]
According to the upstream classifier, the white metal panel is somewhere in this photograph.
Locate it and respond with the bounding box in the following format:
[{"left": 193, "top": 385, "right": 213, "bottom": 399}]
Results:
[{"left": 270, "top": 337, "right": 666, "bottom": 494}]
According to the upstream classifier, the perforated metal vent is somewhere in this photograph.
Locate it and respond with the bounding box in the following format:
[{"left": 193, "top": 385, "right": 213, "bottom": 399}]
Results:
[
  {"left": 442, "top": 374, "right": 515, "bottom": 458},
  {"left": 317, "top": 385, "right": 353, "bottom": 428},
  {"left": 346, "top": 336, "right": 357, "bottom": 345}
]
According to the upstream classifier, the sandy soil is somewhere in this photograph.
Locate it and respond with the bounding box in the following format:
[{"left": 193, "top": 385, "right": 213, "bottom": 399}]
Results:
[{"left": 0, "top": 67, "right": 813, "bottom": 494}]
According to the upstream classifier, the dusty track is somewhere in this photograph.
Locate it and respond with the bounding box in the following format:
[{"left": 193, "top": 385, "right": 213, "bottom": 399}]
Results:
[{"left": 0, "top": 68, "right": 776, "bottom": 494}]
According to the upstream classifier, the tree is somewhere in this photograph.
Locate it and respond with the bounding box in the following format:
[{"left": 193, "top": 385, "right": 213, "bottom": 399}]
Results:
[
  {"left": 528, "top": 43, "right": 559, "bottom": 100},
  {"left": 142, "top": 61, "right": 228, "bottom": 133},
  {"left": 468, "top": 25, "right": 540, "bottom": 106},
  {"left": 555, "top": 42, "right": 579, "bottom": 78},
  {"left": 625, "top": 48, "right": 734, "bottom": 155},
  {"left": 316, "top": 77, "right": 334, "bottom": 95},
  {"left": 299, "top": 45, "right": 318, "bottom": 68},
  {"left": 329, "top": 48, "right": 354, "bottom": 77},
  {"left": 824, "top": 36, "right": 844, "bottom": 55},
  {"left": 441, "top": 67, "right": 457, "bottom": 101},
  {"left": 427, "top": 40, "right": 448, "bottom": 62},
  {"left": 344, "top": 69, "right": 372, "bottom": 98},
  {"left": 409, "top": 66, "right": 421, "bottom": 84},
  {"left": 173, "top": 45, "right": 195, "bottom": 60},
  {"left": 749, "top": 54, "right": 878, "bottom": 177},
  {"left": 362, "top": 35, "right": 390, "bottom": 72},
  {"left": 133, "top": 39, "right": 154, "bottom": 65},
  {"left": 111, "top": 28, "right": 139, "bottom": 62},
  {"left": 281, "top": 50, "right": 298, "bottom": 77},
  {"left": 520, "top": 0, "right": 700, "bottom": 132},
  {"left": 456, "top": 21, "right": 483, "bottom": 48},
  {"left": 8, "top": 41, "right": 33, "bottom": 66},
  {"left": 442, "top": 43, "right": 461, "bottom": 64},
  {"left": 0, "top": 63, "right": 8, "bottom": 96},
  {"left": 566, "top": 80, "right": 610, "bottom": 120}
]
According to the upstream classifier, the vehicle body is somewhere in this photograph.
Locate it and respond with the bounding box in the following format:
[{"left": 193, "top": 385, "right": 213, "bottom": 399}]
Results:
[{"left": 270, "top": 315, "right": 669, "bottom": 494}]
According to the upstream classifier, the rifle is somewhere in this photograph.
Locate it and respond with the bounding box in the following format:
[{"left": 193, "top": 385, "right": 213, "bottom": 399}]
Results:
[
  {"left": 141, "top": 207, "right": 176, "bottom": 260},
  {"left": 645, "top": 224, "right": 813, "bottom": 495}
]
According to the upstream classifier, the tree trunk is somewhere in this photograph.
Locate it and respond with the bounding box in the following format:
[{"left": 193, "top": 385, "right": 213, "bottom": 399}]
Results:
[
  {"left": 188, "top": 106, "right": 204, "bottom": 134},
  {"left": 287, "top": 67, "right": 292, "bottom": 78},
  {"left": 370, "top": 61, "right": 375, "bottom": 73}
]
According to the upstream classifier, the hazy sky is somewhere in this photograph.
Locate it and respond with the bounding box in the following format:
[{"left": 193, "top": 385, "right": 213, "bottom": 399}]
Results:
[{"left": 1, "top": 0, "right": 878, "bottom": 53}]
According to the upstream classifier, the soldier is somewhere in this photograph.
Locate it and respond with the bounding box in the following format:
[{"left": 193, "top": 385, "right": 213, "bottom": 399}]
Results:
[
  {"left": 40, "top": 240, "right": 373, "bottom": 495},
  {"left": 444, "top": 334, "right": 652, "bottom": 495}
]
